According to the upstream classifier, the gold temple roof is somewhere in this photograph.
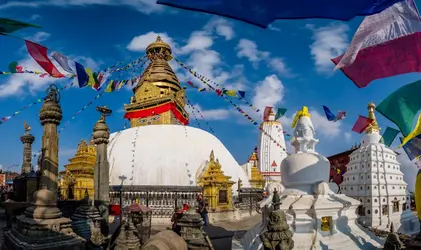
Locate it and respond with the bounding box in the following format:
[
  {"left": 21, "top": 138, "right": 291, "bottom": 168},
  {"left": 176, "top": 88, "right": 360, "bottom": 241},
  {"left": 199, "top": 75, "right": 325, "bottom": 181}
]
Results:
[
  {"left": 198, "top": 150, "right": 234, "bottom": 185},
  {"left": 146, "top": 35, "right": 172, "bottom": 56},
  {"left": 64, "top": 139, "right": 96, "bottom": 173},
  {"left": 75, "top": 139, "right": 96, "bottom": 157},
  {"left": 248, "top": 147, "right": 258, "bottom": 162},
  {"left": 365, "top": 101, "right": 380, "bottom": 134},
  {"left": 250, "top": 161, "right": 264, "bottom": 182}
]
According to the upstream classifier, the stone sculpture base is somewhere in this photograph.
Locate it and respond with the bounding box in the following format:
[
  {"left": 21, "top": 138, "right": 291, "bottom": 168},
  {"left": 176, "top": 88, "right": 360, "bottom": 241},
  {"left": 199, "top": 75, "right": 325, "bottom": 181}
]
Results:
[{"left": 3, "top": 215, "right": 86, "bottom": 250}]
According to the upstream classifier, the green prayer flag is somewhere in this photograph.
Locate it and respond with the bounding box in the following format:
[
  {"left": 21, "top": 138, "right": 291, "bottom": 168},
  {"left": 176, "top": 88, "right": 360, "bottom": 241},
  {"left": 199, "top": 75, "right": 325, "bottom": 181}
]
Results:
[
  {"left": 381, "top": 127, "right": 400, "bottom": 147},
  {"left": 0, "top": 18, "right": 41, "bottom": 34},
  {"left": 376, "top": 80, "right": 421, "bottom": 137},
  {"left": 8, "top": 61, "right": 17, "bottom": 73},
  {"left": 275, "top": 108, "right": 287, "bottom": 120}
]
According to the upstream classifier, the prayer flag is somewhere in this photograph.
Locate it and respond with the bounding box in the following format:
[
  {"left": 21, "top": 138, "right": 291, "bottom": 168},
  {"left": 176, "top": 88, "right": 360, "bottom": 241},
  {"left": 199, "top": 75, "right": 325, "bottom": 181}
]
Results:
[
  {"left": 75, "top": 62, "right": 88, "bottom": 88},
  {"left": 51, "top": 51, "right": 75, "bottom": 74},
  {"left": 332, "top": 1, "right": 421, "bottom": 88},
  {"left": 381, "top": 127, "right": 400, "bottom": 147},
  {"left": 322, "top": 106, "right": 336, "bottom": 121},
  {"left": 157, "top": 0, "right": 404, "bottom": 28},
  {"left": 85, "top": 68, "right": 96, "bottom": 87},
  {"left": 376, "top": 79, "right": 421, "bottom": 137},
  {"left": 105, "top": 81, "right": 113, "bottom": 93},
  {"left": 25, "top": 40, "right": 64, "bottom": 78},
  {"left": 263, "top": 107, "right": 272, "bottom": 121},
  {"left": 0, "top": 18, "right": 40, "bottom": 34},
  {"left": 415, "top": 158, "right": 421, "bottom": 169},
  {"left": 401, "top": 113, "right": 421, "bottom": 147},
  {"left": 238, "top": 91, "right": 246, "bottom": 98},
  {"left": 400, "top": 135, "right": 421, "bottom": 160},
  {"left": 8, "top": 61, "right": 18, "bottom": 73},
  {"left": 223, "top": 90, "right": 237, "bottom": 97},
  {"left": 352, "top": 116, "right": 373, "bottom": 134},
  {"left": 187, "top": 81, "right": 196, "bottom": 88},
  {"left": 334, "top": 111, "right": 347, "bottom": 122},
  {"left": 275, "top": 108, "right": 287, "bottom": 120}
]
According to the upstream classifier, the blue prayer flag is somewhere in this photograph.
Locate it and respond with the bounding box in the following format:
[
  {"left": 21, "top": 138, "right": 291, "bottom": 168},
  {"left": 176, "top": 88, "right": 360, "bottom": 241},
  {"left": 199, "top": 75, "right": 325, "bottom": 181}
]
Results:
[
  {"left": 400, "top": 135, "right": 421, "bottom": 160},
  {"left": 323, "top": 106, "right": 336, "bottom": 121},
  {"left": 75, "top": 62, "right": 88, "bottom": 88},
  {"left": 157, "top": 0, "right": 404, "bottom": 28}
]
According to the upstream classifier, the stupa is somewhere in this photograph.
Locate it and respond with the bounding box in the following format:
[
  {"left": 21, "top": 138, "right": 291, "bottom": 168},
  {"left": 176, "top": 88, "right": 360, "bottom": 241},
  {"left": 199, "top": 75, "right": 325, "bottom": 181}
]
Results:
[
  {"left": 340, "top": 101, "right": 419, "bottom": 234},
  {"left": 239, "top": 106, "right": 384, "bottom": 250}
]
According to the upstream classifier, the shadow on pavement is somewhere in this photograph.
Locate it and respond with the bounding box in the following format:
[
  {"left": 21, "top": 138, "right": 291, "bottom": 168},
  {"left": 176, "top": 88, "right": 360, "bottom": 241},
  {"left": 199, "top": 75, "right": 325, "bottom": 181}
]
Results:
[{"left": 204, "top": 224, "right": 236, "bottom": 250}]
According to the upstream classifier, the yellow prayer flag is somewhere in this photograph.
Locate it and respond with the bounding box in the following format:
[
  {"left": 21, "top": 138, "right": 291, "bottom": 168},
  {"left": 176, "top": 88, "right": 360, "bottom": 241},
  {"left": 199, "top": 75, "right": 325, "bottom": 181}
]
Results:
[
  {"left": 223, "top": 90, "right": 237, "bottom": 97},
  {"left": 105, "top": 81, "right": 113, "bottom": 93},
  {"left": 85, "top": 68, "right": 95, "bottom": 87},
  {"left": 400, "top": 113, "right": 421, "bottom": 147}
]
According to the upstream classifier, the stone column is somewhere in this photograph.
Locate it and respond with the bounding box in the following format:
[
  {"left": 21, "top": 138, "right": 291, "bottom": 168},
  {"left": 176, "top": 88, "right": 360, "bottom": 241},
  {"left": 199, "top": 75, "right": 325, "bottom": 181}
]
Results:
[
  {"left": 20, "top": 128, "right": 35, "bottom": 174},
  {"left": 93, "top": 106, "right": 111, "bottom": 235},
  {"left": 39, "top": 84, "right": 63, "bottom": 193}
]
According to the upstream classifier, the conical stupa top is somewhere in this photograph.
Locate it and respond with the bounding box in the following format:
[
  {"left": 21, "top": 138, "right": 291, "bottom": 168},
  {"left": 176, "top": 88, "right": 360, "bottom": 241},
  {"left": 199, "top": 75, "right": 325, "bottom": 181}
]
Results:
[
  {"left": 146, "top": 35, "right": 172, "bottom": 59},
  {"left": 365, "top": 101, "right": 380, "bottom": 134}
]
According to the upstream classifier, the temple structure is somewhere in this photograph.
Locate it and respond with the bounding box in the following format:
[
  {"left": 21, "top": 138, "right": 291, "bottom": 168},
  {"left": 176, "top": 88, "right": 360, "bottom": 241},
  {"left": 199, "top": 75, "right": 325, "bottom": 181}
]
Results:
[
  {"left": 327, "top": 144, "right": 360, "bottom": 186},
  {"left": 59, "top": 139, "right": 96, "bottom": 200},
  {"left": 197, "top": 150, "right": 235, "bottom": 212},
  {"left": 107, "top": 36, "right": 251, "bottom": 190},
  {"left": 340, "top": 101, "right": 419, "bottom": 234},
  {"left": 239, "top": 106, "right": 384, "bottom": 250},
  {"left": 258, "top": 107, "right": 286, "bottom": 183},
  {"left": 123, "top": 35, "right": 189, "bottom": 127},
  {"left": 241, "top": 147, "right": 265, "bottom": 189}
]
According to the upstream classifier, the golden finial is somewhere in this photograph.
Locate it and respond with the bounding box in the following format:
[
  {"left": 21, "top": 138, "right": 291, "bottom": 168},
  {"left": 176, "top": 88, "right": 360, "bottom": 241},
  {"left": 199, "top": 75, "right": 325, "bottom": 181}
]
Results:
[
  {"left": 146, "top": 35, "right": 172, "bottom": 61},
  {"left": 365, "top": 101, "right": 380, "bottom": 134},
  {"left": 24, "top": 121, "right": 31, "bottom": 133},
  {"left": 292, "top": 106, "right": 311, "bottom": 128},
  {"left": 210, "top": 150, "right": 215, "bottom": 161}
]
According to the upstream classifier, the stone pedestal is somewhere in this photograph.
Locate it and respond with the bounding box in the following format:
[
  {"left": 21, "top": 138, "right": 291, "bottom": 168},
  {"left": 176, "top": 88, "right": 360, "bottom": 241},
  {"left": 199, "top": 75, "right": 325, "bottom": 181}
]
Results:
[
  {"left": 178, "top": 208, "right": 212, "bottom": 250},
  {"left": 13, "top": 172, "right": 38, "bottom": 203},
  {"left": 114, "top": 219, "right": 141, "bottom": 250},
  {"left": 3, "top": 186, "right": 86, "bottom": 250},
  {"left": 71, "top": 192, "right": 105, "bottom": 247}
]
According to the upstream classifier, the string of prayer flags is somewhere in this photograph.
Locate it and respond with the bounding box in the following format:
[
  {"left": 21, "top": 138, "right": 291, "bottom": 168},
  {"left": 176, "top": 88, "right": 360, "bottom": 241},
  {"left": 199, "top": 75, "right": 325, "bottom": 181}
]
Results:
[
  {"left": 352, "top": 115, "right": 373, "bottom": 134},
  {"left": 400, "top": 135, "right": 421, "bottom": 161},
  {"left": 0, "top": 18, "right": 40, "bottom": 35},
  {"left": 25, "top": 40, "right": 64, "bottom": 78},
  {"left": 187, "top": 81, "right": 196, "bottom": 88},
  {"left": 222, "top": 89, "right": 237, "bottom": 97},
  {"left": 323, "top": 106, "right": 336, "bottom": 121},
  {"left": 176, "top": 57, "right": 290, "bottom": 154},
  {"left": 186, "top": 98, "right": 215, "bottom": 134},
  {"left": 376, "top": 79, "right": 421, "bottom": 137},
  {"left": 0, "top": 82, "right": 75, "bottom": 126},
  {"left": 400, "top": 113, "right": 421, "bottom": 147},
  {"left": 51, "top": 51, "right": 75, "bottom": 74},
  {"left": 275, "top": 108, "right": 287, "bottom": 120},
  {"left": 237, "top": 91, "right": 246, "bottom": 98},
  {"left": 381, "top": 127, "right": 400, "bottom": 147}
]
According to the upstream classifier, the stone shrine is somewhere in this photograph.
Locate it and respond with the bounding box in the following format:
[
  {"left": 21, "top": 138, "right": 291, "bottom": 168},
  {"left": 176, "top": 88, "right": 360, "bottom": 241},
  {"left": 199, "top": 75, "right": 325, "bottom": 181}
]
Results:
[
  {"left": 239, "top": 106, "right": 384, "bottom": 250},
  {"left": 3, "top": 84, "right": 85, "bottom": 250}
]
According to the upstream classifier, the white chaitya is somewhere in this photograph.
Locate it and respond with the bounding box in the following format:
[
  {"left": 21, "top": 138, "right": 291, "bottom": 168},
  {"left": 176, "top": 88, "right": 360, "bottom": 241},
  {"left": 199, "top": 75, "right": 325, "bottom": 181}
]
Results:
[
  {"left": 238, "top": 106, "right": 383, "bottom": 250},
  {"left": 107, "top": 125, "right": 251, "bottom": 191},
  {"left": 258, "top": 107, "right": 287, "bottom": 183},
  {"left": 340, "top": 102, "right": 419, "bottom": 234}
]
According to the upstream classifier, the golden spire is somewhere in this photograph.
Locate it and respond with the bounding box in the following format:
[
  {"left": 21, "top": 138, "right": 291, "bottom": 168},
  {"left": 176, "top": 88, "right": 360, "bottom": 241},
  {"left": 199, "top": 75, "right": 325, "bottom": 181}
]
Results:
[
  {"left": 76, "top": 139, "right": 96, "bottom": 157},
  {"left": 365, "top": 101, "right": 380, "bottom": 134},
  {"left": 146, "top": 35, "right": 172, "bottom": 61},
  {"left": 210, "top": 150, "right": 215, "bottom": 162}
]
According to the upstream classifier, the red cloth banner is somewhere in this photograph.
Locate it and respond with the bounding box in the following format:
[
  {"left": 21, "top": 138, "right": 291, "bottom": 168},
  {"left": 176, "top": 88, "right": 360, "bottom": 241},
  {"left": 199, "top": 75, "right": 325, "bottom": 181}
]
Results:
[
  {"left": 25, "top": 40, "right": 64, "bottom": 78},
  {"left": 352, "top": 115, "right": 373, "bottom": 134},
  {"left": 124, "top": 102, "right": 189, "bottom": 125}
]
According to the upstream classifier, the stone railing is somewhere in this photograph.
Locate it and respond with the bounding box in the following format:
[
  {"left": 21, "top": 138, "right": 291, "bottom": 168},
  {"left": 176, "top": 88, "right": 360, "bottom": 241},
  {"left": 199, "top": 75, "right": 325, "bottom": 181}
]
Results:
[{"left": 109, "top": 185, "right": 202, "bottom": 218}]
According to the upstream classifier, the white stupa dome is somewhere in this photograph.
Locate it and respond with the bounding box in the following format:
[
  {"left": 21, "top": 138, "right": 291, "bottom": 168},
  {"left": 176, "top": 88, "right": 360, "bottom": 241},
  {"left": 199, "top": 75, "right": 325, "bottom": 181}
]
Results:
[{"left": 107, "top": 125, "right": 250, "bottom": 188}]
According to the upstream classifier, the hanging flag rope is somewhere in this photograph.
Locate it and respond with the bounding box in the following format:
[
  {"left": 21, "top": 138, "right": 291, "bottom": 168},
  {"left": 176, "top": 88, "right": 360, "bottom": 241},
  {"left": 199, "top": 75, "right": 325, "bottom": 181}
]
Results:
[
  {"left": 0, "top": 81, "right": 75, "bottom": 126},
  {"left": 174, "top": 56, "right": 290, "bottom": 155},
  {"left": 185, "top": 97, "right": 216, "bottom": 134},
  {"left": 58, "top": 57, "right": 148, "bottom": 133},
  {"left": 185, "top": 101, "right": 203, "bottom": 129}
]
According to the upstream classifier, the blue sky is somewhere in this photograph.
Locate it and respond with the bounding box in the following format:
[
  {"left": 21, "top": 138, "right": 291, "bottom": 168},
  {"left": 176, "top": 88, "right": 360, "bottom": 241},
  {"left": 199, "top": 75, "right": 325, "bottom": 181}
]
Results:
[{"left": 0, "top": 0, "right": 420, "bottom": 189}]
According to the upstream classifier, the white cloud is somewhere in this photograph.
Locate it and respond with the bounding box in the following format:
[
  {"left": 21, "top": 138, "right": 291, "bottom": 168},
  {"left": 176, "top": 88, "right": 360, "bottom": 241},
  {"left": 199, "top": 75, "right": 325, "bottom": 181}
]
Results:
[
  {"left": 268, "top": 24, "right": 280, "bottom": 32},
  {"left": 251, "top": 74, "right": 284, "bottom": 111},
  {"left": 180, "top": 31, "right": 213, "bottom": 54},
  {"left": 30, "top": 14, "right": 42, "bottom": 21},
  {"left": 186, "top": 104, "right": 231, "bottom": 121},
  {"left": 235, "top": 39, "right": 291, "bottom": 76},
  {"left": 204, "top": 17, "right": 235, "bottom": 40},
  {"left": 344, "top": 132, "right": 352, "bottom": 141},
  {"left": 0, "top": 0, "right": 164, "bottom": 15},
  {"left": 307, "top": 23, "right": 349, "bottom": 74},
  {"left": 29, "top": 31, "right": 50, "bottom": 42},
  {"left": 127, "top": 31, "right": 178, "bottom": 53}
]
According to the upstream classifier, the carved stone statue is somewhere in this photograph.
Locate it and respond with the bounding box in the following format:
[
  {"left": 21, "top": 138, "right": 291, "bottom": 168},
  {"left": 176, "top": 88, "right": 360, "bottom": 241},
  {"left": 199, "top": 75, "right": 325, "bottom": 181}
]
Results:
[
  {"left": 383, "top": 223, "right": 404, "bottom": 250},
  {"left": 45, "top": 84, "right": 60, "bottom": 103},
  {"left": 260, "top": 208, "right": 294, "bottom": 250}
]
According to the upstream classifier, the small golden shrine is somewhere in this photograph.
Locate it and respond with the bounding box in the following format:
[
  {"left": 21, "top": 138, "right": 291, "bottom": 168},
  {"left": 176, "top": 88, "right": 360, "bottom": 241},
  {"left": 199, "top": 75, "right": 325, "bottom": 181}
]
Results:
[
  {"left": 59, "top": 139, "right": 96, "bottom": 200},
  {"left": 123, "top": 36, "right": 189, "bottom": 127},
  {"left": 249, "top": 162, "right": 264, "bottom": 189},
  {"left": 198, "top": 150, "right": 235, "bottom": 212},
  {"left": 365, "top": 101, "right": 380, "bottom": 134}
]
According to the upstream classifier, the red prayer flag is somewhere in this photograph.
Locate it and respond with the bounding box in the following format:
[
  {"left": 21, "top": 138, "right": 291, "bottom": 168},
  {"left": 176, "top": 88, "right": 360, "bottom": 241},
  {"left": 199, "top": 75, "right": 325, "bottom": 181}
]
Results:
[
  {"left": 352, "top": 115, "right": 373, "bottom": 134},
  {"left": 263, "top": 106, "right": 272, "bottom": 121},
  {"left": 25, "top": 40, "right": 64, "bottom": 78}
]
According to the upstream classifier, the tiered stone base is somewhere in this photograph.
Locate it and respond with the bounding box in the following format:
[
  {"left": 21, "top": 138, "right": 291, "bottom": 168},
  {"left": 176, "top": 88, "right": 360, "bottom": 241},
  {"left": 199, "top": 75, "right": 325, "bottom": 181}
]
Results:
[{"left": 3, "top": 215, "right": 85, "bottom": 250}]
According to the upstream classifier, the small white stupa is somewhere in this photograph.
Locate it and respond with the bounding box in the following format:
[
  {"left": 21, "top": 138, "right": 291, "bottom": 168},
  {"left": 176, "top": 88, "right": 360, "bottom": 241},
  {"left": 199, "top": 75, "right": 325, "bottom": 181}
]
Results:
[{"left": 238, "top": 106, "right": 383, "bottom": 250}]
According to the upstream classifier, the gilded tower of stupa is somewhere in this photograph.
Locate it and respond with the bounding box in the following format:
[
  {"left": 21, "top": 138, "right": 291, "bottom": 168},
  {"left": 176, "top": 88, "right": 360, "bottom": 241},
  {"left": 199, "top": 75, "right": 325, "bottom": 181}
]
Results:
[
  {"left": 123, "top": 36, "right": 189, "bottom": 127},
  {"left": 60, "top": 139, "right": 96, "bottom": 200}
]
